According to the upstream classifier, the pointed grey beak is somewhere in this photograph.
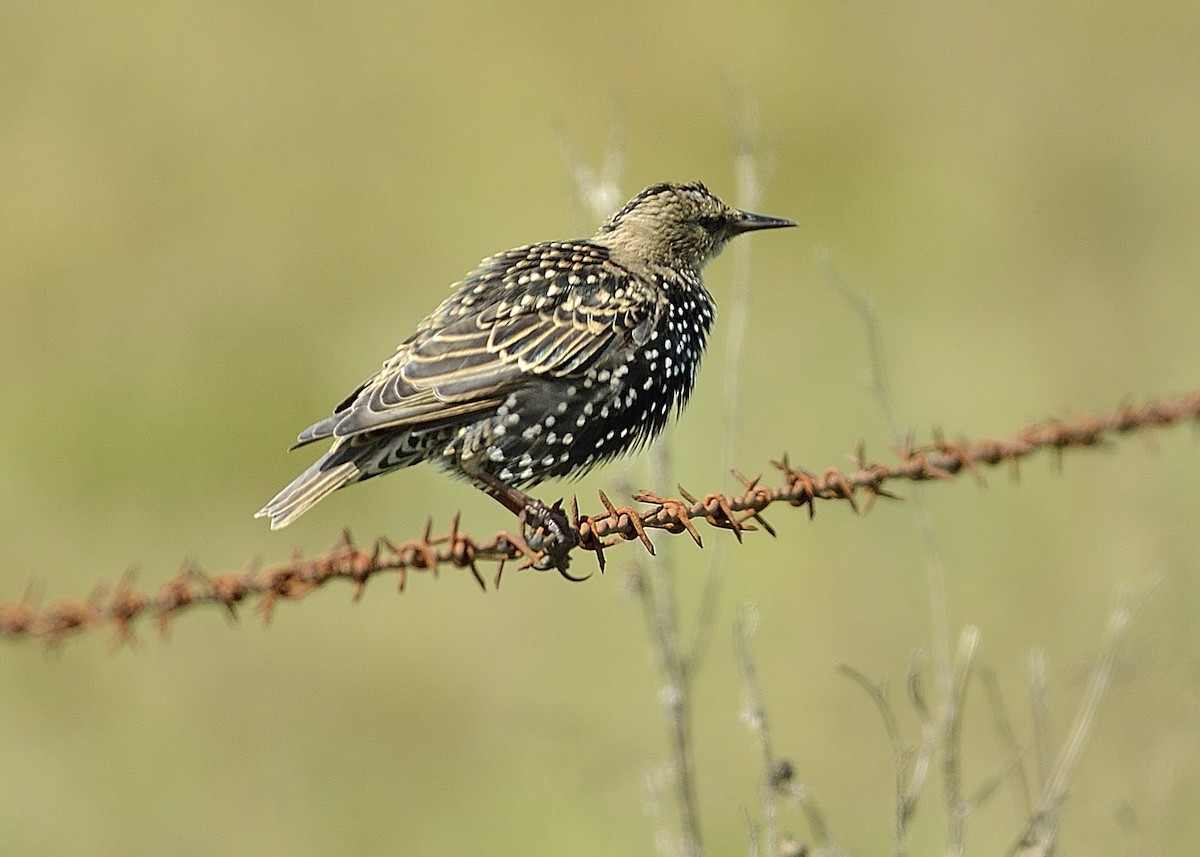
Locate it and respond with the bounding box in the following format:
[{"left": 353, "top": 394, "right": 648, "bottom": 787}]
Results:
[{"left": 731, "top": 210, "right": 797, "bottom": 233}]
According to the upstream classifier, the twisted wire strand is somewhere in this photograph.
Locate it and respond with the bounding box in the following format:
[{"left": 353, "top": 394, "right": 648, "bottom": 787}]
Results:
[{"left": 2, "top": 390, "right": 1197, "bottom": 647}]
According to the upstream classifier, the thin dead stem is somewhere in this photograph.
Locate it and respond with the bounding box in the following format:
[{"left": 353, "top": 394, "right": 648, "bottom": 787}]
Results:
[
  {"left": 640, "top": 432, "right": 704, "bottom": 857},
  {"left": 1026, "top": 651, "right": 1051, "bottom": 793},
  {"left": 819, "top": 249, "right": 953, "bottom": 710},
  {"left": 736, "top": 605, "right": 781, "bottom": 857},
  {"left": 944, "top": 627, "right": 982, "bottom": 857},
  {"left": 1009, "top": 580, "right": 1159, "bottom": 857},
  {"left": 687, "top": 94, "right": 776, "bottom": 674},
  {"left": 556, "top": 115, "right": 624, "bottom": 232},
  {"left": 977, "top": 665, "right": 1034, "bottom": 815},
  {"left": 836, "top": 658, "right": 936, "bottom": 857},
  {"left": 841, "top": 583, "right": 1158, "bottom": 857},
  {"left": 742, "top": 606, "right": 837, "bottom": 856}
]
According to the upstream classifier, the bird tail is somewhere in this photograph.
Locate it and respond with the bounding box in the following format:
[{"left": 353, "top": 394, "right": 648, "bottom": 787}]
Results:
[{"left": 255, "top": 454, "right": 361, "bottom": 530}]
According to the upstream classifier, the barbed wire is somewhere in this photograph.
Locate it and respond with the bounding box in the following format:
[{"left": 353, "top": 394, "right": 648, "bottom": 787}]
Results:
[{"left": 1, "top": 390, "right": 1197, "bottom": 647}]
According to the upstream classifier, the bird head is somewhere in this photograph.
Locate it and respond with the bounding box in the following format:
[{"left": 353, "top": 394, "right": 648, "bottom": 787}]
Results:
[{"left": 595, "top": 181, "right": 795, "bottom": 273}]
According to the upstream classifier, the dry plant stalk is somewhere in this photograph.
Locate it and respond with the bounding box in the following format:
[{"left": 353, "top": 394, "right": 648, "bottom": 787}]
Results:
[
  {"left": 0, "top": 391, "right": 1197, "bottom": 647},
  {"left": 832, "top": 582, "right": 1150, "bottom": 857}
]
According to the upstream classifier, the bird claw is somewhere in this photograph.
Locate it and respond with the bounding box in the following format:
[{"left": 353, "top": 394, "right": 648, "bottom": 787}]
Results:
[{"left": 521, "top": 499, "right": 583, "bottom": 577}]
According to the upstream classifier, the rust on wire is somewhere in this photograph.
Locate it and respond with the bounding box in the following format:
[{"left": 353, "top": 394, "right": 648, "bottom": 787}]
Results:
[{"left": 1, "top": 390, "right": 1198, "bottom": 647}]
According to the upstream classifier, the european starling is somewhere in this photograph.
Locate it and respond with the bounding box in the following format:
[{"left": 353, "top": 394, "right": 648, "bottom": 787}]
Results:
[{"left": 256, "top": 181, "right": 794, "bottom": 552}]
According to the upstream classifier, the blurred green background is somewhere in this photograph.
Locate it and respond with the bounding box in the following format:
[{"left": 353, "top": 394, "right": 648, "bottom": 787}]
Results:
[{"left": 2, "top": 1, "right": 1199, "bottom": 854}]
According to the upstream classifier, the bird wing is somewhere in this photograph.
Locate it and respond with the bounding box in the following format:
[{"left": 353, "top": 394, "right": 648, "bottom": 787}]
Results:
[{"left": 297, "top": 243, "right": 662, "bottom": 444}]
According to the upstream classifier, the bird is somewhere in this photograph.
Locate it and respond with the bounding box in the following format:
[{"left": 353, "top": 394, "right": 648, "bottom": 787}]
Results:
[{"left": 256, "top": 181, "right": 795, "bottom": 558}]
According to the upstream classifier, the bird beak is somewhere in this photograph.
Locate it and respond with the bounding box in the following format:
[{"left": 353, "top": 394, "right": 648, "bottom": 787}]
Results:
[{"left": 731, "top": 210, "right": 797, "bottom": 233}]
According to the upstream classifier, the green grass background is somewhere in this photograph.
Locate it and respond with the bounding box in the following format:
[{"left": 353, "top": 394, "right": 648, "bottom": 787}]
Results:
[{"left": 2, "top": 1, "right": 1199, "bottom": 854}]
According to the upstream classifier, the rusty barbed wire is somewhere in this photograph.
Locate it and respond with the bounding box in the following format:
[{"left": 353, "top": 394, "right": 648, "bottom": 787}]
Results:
[{"left": 1, "top": 390, "right": 1197, "bottom": 647}]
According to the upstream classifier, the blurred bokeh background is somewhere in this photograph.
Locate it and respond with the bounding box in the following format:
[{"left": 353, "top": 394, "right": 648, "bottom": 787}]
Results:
[{"left": 2, "top": 1, "right": 1199, "bottom": 854}]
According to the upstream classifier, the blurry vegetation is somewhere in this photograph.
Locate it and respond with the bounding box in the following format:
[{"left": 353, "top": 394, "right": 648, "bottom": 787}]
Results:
[{"left": 1, "top": 2, "right": 1199, "bottom": 855}]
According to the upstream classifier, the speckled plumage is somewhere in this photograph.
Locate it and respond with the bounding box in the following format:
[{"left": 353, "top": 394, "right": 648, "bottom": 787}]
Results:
[{"left": 257, "top": 182, "right": 794, "bottom": 531}]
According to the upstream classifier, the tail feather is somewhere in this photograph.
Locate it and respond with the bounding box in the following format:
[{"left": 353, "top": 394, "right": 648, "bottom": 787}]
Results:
[{"left": 255, "top": 456, "right": 361, "bottom": 530}]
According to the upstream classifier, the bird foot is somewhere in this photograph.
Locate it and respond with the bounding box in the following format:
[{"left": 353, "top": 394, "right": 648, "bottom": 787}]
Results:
[{"left": 521, "top": 498, "right": 581, "bottom": 575}]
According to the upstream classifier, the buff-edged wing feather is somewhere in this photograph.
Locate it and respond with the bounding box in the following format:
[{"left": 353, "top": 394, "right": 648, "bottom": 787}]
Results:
[{"left": 314, "top": 243, "right": 662, "bottom": 440}]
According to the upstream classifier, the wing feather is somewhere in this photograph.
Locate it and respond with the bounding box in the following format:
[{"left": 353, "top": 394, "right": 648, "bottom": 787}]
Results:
[{"left": 299, "top": 242, "right": 662, "bottom": 443}]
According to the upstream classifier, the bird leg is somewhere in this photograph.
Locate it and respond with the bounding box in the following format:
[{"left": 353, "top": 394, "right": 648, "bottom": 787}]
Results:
[{"left": 468, "top": 470, "right": 578, "bottom": 571}]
